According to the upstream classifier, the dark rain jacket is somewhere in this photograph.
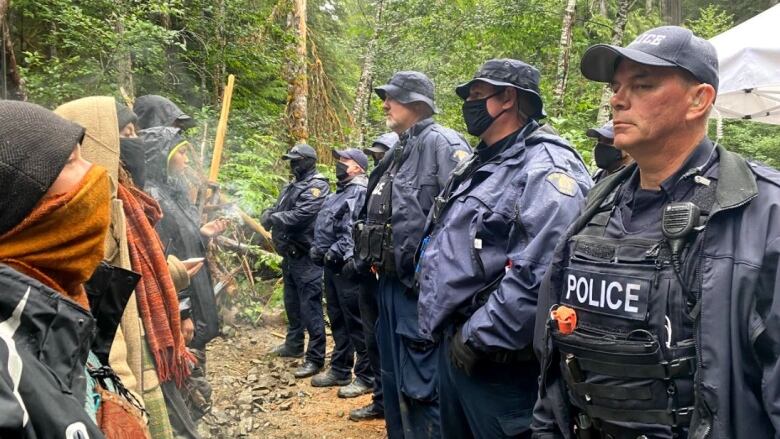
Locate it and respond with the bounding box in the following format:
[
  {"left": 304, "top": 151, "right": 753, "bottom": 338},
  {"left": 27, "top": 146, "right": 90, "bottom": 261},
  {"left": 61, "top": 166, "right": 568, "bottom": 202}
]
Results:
[
  {"left": 134, "top": 95, "right": 191, "bottom": 130},
  {"left": 416, "top": 121, "right": 592, "bottom": 352},
  {"left": 532, "top": 144, "right": 780, "bottom": 439},
  {"left": 265, "top": 169, "right": 330, "bottom": 258},
  {"left": 139, "top": 126, "right": 220, "bottom": 349},
  {"left": 311, "top": 175, "right": 367, "bottom": 262},
  {"left": 359, "top": 118, "right": 471, "bottom": 287},
  {"left": 0, "top": 264, "right": 105, "bottom": 439}
]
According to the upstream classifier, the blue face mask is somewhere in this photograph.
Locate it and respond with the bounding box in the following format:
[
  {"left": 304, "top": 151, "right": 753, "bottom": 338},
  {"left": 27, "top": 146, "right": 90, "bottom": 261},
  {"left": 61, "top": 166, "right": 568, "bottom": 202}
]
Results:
[{"left": 461, "top": 90, "right": 508, "bottom": 137}]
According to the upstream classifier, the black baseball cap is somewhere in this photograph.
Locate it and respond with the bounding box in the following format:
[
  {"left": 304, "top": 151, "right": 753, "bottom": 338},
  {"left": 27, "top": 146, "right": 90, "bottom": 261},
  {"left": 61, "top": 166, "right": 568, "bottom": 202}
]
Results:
[
  {"left": 282, "top": 143, "right": 317, "bottom": 160},
  {"left": 332, "top": 148, "right": 369, "bottom": 171},
  {"left": 456, "top": 58, "right": 546, "bottom": 119},
  {"left": 581, "top": 26, "right": 719, "bottom": 92},
  {"left": 364, "top": 132, "right": 399, "bottom": 154},
  {"left": 374, "top": 71, "right": 438, "bottom": 113}
]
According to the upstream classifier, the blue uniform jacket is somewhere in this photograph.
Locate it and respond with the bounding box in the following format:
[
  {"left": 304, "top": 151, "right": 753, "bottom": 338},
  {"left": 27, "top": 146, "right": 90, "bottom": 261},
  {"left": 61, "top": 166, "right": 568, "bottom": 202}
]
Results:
[
  {"left": 532, "top": 144, "right": 780, "bottom": 439},
  {"left": 361, "top": 118, "right": 471, "bottom": 287},
  {"left": 312, "top": 175, "right": 368, "bottom": 261},
  {"left": 417, "top": 121, "right": 592, "bottom": 352},
  {"left": 266, "top": 170, "right": 330, "bottom": 257}
]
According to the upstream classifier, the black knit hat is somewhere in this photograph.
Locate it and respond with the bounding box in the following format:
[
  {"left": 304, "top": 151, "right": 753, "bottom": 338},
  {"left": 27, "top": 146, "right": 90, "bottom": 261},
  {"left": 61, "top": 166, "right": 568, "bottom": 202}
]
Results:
[
  {"left": 0, "top": 100, "right": 85, "bottom": 236},
  {"left": 115, "top": 101, "right": 138, "bottom": 131}
]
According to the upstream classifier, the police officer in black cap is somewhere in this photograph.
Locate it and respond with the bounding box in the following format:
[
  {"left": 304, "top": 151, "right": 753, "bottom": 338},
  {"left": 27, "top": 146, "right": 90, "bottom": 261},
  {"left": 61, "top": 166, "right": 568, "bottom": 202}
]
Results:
[
  {"left": 363, "top": 132, "right": 399, "bottom": 166},
  {"left": 587, "top": 120, "right": 632, "bottom": 184},
  {"left": 262, "top": 143, "right": 330, "bottom": 379},
  {"left": 415, "top": 59, "right": 591, "bottom": 439},
  {"left": 533, "top": 26, "right": 780, "bottom": 438},
  {"left": 354, "top": 71, "right": 470, "bottom": 438}
]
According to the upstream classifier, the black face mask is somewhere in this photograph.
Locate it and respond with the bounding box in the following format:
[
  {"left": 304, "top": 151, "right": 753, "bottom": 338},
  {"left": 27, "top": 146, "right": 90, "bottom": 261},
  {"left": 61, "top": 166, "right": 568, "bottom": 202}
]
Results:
[
  {"left": 335, "top": 162, "right": 350, "bottom": 181},
  {"left": 290, "top": 158, "right": 314, "bottom": 180},
  {"left": 462, "top": 90, "right": 508, "bottom": 137},
  {"left": 594, "top": 142, "right": 623, "bottom": 171},
  {"left": 119, "top": 137, "right": 147, "bottom": 188}
]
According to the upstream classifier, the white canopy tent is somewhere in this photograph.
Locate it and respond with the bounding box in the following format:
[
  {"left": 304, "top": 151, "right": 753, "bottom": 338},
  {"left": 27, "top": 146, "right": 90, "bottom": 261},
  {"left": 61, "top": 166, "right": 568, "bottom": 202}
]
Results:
[{"left": 709, "top": 4, "right": 780, "bottom": 125}]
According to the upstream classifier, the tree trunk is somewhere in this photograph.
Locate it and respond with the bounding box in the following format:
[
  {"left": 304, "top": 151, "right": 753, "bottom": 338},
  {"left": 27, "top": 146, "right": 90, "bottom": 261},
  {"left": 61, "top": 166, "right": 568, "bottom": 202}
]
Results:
[
  {"left": 599, "top": 0, "right": 608, "bottom": 16},
  {"left": 553, "top": 0, "right": 577, "bottom": 117},
  {"left": 0, "top": 0, "right": 26, "bottom": 100},
  {"left": 213, "top": 0, "right": 227, "bottom": 106},
  {"left": 286, "top": 0, "right": 308, "bottom": 143},
  {"left": 663, "top": 0, "right": 681, "bottom": 25},
  {"left": 645, "top": 0, "right": 653, "bottom": 13},
  {"left": 114, "top": 13, "right": 135, "bottom": 99},
  {"left": 350, "top": 0, "right": 385, "bottom": 148},
  {"left": 595, "top": 0, "right": 631, "bottom": 125}
]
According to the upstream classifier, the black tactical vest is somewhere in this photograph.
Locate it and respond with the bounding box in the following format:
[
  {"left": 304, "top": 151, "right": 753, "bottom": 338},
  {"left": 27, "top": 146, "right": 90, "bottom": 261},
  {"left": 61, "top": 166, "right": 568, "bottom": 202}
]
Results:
[{"left": 551, "top": 180, "right": 716, "bottom": 437}]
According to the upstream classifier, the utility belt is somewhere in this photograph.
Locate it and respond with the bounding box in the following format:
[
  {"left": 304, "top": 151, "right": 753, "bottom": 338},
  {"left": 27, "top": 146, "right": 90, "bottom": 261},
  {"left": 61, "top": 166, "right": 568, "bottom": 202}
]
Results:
[
  {"left": 354, "top": 220, "right": 395, "bottom": 273},
  {"left": 572, "top": 411, "right": 689, "bottom": 439}
]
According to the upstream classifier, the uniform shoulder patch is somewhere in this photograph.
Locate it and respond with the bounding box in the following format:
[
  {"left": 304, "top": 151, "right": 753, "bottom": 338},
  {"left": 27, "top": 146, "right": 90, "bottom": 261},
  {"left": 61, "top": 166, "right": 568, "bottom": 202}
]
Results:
[
  {"left": 452, "top": 149, "right": 470, "bottom": 162},
  {"left": 546, "top": 172, "right": 577, "bottom": 197},
  {"left": 310, "top": 187, "right": 322, "bottom": 197}
]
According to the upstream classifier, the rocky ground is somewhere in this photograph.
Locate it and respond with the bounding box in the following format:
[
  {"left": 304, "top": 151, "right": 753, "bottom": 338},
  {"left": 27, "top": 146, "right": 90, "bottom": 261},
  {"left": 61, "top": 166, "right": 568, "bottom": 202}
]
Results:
[{"left": 197, "top": 314, "right": 386, "bottom": 439}]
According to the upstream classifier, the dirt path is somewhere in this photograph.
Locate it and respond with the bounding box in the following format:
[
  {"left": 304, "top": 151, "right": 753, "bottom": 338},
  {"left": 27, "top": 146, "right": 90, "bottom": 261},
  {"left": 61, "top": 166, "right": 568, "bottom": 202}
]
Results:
[{"left": 198, "top": 318, "right": 386, "bottom": 439}]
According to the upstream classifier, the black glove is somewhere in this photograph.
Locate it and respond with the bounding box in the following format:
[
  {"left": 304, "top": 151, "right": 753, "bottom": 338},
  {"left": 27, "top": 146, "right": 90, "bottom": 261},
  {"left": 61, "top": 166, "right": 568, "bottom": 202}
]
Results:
[
  {"left": 261, "top": 209, "right": 273, "bottom": 230},
  {"left": 450, "top": 327, "right": 479, "bottom": 376},
  {"left": 324, "top": 250, "right": 344, "bottom": 270},
  {"left": 309, "top": 248, "right": 325, "bottom": 266},
  {"left": 341, "top": 257, "right": 357, "bottom": 279}
]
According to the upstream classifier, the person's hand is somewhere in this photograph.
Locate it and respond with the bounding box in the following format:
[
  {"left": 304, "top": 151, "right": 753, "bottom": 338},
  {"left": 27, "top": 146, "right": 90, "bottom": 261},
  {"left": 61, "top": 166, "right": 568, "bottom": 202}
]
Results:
[
  {"left": 181, "top": 258, "right": 205, "bottom": 278},
  {"left": 201, "top": 218, "right": 229, "bottom": 238},
  {"left": 261, "top": 210, "right": 273, "bottom": 230},
  {"left": 181, "top": 318, "right": 195, "bottom": 345},
  {"left": 324, "top": 250, "right": 344, "bottom": 270},
  {"left": 450, "top": 327, "right": 479, "bottom": 376},
  {"left": 310, "top": 248, "right": 325, "bottom": 266}
]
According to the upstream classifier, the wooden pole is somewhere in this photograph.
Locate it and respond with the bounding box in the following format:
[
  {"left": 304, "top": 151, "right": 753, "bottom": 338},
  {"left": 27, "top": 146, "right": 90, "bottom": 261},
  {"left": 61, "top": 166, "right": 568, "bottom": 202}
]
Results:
[{"left": 209, "top": 74, "right": 235, "bottom": 183}]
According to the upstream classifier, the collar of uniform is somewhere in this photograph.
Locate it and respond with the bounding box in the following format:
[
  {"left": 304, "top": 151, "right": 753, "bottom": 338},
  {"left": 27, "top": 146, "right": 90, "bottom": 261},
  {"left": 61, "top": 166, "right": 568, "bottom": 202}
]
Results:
[
  {"left": 475, "top": 127, "right": 521, "bottom": 163},
  {"left": 337, "top": 173, "right": 368, "bottom": 190},
  {"left": 402, "top": 117, "right": 435, "bottom": 140},
  {"left": 295, "top": 168, "right": 318, "bottom": 182},
  {"left": 658, "top": 136, "right": 717, "bottom": 198}
]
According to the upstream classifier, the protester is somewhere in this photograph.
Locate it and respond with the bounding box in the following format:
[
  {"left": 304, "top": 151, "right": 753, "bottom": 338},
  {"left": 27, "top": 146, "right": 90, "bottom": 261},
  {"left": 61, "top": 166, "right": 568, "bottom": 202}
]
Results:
[{"left": 0, "top": 100, "right": 109, "bottom": 438}]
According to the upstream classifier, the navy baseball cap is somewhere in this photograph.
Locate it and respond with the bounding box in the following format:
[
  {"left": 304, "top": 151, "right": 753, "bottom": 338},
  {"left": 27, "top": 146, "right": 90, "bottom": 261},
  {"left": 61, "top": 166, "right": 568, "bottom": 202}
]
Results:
[
  {"left": 364, "top": 132, "right": 399, "bottom": 154},
  {"left": 332, "top": 148, "right": 369, "bottom": 171},
  {"left": 282, "top": 143, "right": 317, "bottom": 160},
  {"left": 586, "top": 120, "right": 614, "bottom": 140},
  {"left": 374, "top": 71, "right": 438, "bottom": 113},
  {"left": 456, "top": 58, "right": 546, "bottom": 119},
  {"left": 581, "top": 26, "right": 719, "bottom": 92}
]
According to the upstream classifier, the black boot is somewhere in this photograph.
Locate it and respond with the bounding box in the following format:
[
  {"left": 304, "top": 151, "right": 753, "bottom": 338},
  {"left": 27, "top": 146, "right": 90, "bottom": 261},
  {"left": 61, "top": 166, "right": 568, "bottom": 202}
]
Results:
[
  {"left": 349, "top": 403, "right": 384, "bottom": 421},
  {"left": 311, "top": 369, "right": 352, "bottom": 387},
  {"left": 293, "top": 362, "right": 322, "bottom": 378},
  {"left": 270, "top": 343, "right": 304, "bottom": 358}
]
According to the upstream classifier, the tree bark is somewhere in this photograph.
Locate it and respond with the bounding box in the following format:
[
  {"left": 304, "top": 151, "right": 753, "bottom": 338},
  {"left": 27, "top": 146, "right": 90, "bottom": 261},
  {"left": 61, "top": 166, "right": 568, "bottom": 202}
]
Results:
[
  {"left": 553, "top": 0, "right": 577, "bottom": 117},
  {"left": 595, "top": 0, "right": 631, "bottom": 125},
  {"left": 213, "top": 0, "right": 227, "bottom": 106},
  {"left": 599, "top": 0, "right": 608, "bottom": 16},
  {"left": 286, "top": 0, "right": 308, "bottom": 143},
  {"left": 350, "top": 0, "right": 385, "bottom": 148},
  {"left": 645, "top": 0, "right": 653, "bottom": 13},
  {"left": 663, "top": 0, "right": 681, "bottom": 25},
  {"left": 114, "top": 13, "right": 135, "bottom": 99},
  {"left": 0, "top": 0, "right": 26, "bottom": 100}
]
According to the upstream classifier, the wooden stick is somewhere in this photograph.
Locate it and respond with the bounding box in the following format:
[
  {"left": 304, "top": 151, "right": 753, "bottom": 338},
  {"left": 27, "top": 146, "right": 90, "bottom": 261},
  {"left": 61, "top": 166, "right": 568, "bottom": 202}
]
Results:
[{"left": 209, "top": 74, "right": 235, "bottom": 183}]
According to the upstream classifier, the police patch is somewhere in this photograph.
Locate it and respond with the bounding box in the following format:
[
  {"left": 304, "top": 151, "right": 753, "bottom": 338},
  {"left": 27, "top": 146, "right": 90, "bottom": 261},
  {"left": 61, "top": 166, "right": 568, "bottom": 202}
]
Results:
[
  {"left": 452, "top": 150, "right": 470, "bottom": 162},
  {"left": 311, "top": 187, "right": 322, "bottom": 197},
  {"left": 561, "top": 267, "right": 651, "bottom": 321},
  {"left": 546, "top": 172, "right": 577, "bottom": 197}
]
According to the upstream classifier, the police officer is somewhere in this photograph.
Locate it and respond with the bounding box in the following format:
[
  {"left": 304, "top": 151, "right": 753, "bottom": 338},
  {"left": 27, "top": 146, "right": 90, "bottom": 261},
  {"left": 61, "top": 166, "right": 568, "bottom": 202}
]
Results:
[
  {"left": 415, "top": 59, "right": 591, "bottom": 439},
  {"left": 533, "top": 26, "right": 780, "bottom": 439},
  {"left": 309, "top": 148, "right": 374, "bottom": 398},
  {"left": 363, "top": 132, "right": 399, "bottom": 166},
  {"left": 355, "top": 71, "right": 471, "bottom": 438},
  {"left": 262, "top": 143, "right": 330, "bottom": 379},
  {"left": 350, "top": 134, "right": 399, "bottom": 423},
  {"left": 587, "top": 120, "right": 632, "bottom": 184}
]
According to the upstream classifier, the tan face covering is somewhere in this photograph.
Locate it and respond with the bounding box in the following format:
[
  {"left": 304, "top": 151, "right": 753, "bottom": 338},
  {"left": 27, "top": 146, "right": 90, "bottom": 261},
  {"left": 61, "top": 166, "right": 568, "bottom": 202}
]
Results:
[{"left": 0, "top": 165, "right": 111, "bottom": 309}]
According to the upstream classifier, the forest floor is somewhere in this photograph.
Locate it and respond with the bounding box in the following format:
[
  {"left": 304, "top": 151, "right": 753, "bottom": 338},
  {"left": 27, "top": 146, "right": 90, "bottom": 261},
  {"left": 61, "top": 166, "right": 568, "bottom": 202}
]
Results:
[{"left": 197, "top": 310, "right": 386, "bottom": 439}]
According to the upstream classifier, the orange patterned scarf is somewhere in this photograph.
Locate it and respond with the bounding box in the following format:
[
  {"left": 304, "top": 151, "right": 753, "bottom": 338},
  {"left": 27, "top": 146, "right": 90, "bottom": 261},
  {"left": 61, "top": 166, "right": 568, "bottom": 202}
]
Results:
[
  {"left": 117, "top": 183, "right": 192, "bottom": 385},
  {"left": 0, "top": 165, "right": 110, "bottom": 309}
]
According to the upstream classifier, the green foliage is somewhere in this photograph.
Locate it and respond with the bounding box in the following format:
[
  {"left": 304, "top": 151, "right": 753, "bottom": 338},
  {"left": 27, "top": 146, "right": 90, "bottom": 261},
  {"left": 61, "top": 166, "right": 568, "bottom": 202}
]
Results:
[{"left": 685, "top": 4, "right": 733, "bottom": 39}]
